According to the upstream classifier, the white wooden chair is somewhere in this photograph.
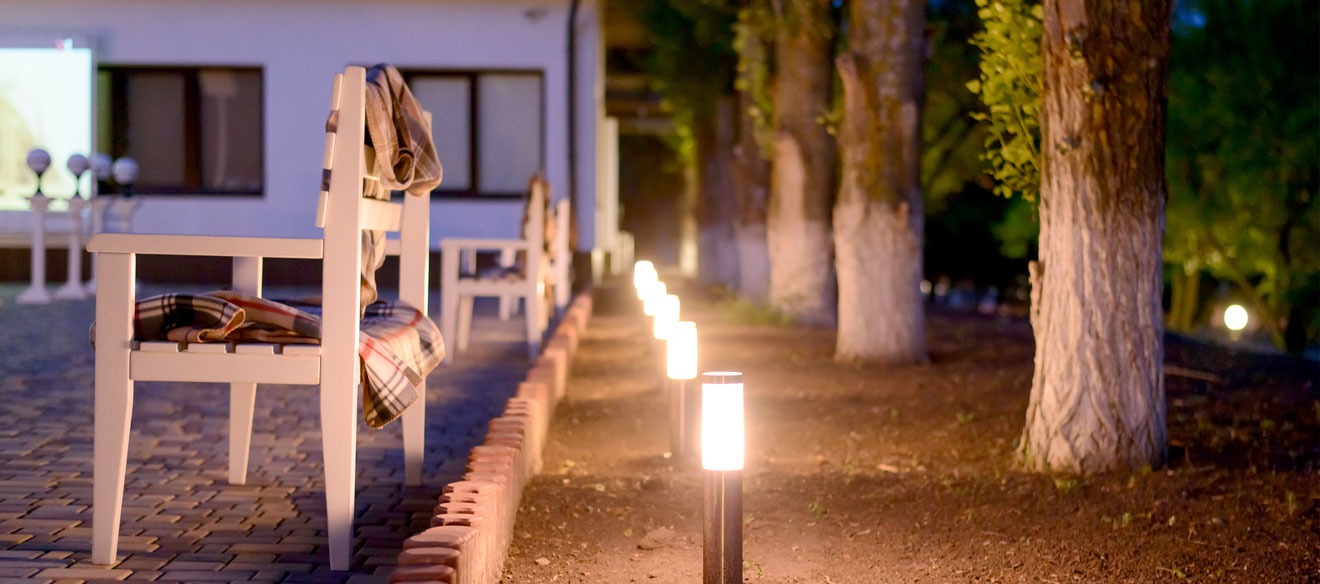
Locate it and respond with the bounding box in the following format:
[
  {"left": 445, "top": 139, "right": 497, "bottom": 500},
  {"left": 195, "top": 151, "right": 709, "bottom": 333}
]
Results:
[
  {"left": 547, "top": 198, "right": 572, "bottom": 312},
  {"left": 496, "top": 196, "right": 571, "bottom": 319},
  {"left": 88, "top": 67, "right": 430, "bottom": 571},
  {"left": 439, "top": 176, "right": 553, "bottom": 361}
]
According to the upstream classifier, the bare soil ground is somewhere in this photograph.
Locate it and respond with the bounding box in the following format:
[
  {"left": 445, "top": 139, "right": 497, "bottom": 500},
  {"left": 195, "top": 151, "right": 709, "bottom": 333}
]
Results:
[{"left": 502, "top": 282, "right": 1319, "bottom": 584}]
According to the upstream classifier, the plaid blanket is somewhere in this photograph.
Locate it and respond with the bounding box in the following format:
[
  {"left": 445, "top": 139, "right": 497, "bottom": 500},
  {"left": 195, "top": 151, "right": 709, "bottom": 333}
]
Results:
[
  {"left": 116, "top": 291, "right": 444, "bottom": 428},
  {"left": 356, "top": 64, "right": 444, "bottom": 308}
]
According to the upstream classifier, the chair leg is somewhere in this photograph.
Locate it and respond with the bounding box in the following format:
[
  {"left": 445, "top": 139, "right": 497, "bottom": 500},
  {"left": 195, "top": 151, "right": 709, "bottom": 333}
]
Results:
[
  {"left": 93, "top": 377, "right": 133, "bottom": 565},
  {"left": 228, "top": 383, "right": 257, "bottom": 485},
  {"left": 457, "top": 295, "right": 474, "bottom": 353},
  {"left": 320, "top": 379, "right": 358, "bottom": 571},
  {"left": 93, "top": 252, "right": 135, "bottom": 566},
  {"left": 498, "top": 248, "right": 515, "bottom": 320},
  {"left": 440, "top": 250, "right": 458, "bottom": 364},
  {"left": 402, "top": 380, "right": 424, "bottom": 486},
  {"left": 525, "top": 292, "right": 542, "bottom": 361}
]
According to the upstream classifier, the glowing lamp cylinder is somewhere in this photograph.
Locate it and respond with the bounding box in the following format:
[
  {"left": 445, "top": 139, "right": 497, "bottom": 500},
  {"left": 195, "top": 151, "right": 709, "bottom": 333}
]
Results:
[
  {"left": 642, "top": 282, "right": 666, "bottom": 316},
  {"left": 666, "top": 322, "right": 699, "bottom": 459},
  {"left": 666, "top": 322, "right": 697, "bottom": 380},
  {"left": 652, "top": 294, "right": 680, "bottom": 340},
  {"left": 701, "top": 373, "right": 744, "bottom": 471},
  {"left": 701, "top": 371, "right": 743, "bottom": 584},
  {"left": 633, "top": 260, "right": 656, "bottom": 297}
]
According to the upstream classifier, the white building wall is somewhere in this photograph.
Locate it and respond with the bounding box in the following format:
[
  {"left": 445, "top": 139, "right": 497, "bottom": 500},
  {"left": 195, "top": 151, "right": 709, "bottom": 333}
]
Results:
[{"left": 1, "top": 0, "right": 599, "bottom": 247}]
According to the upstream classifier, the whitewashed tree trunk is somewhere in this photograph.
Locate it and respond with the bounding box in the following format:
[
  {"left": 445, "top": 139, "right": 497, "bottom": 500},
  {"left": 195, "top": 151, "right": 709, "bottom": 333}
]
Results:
[
  {"left": 768, "top": 0, "right": 837, "bottom": 326},
  {"left": 832, "top": 0, "right": 928, "bottom": 363},
  {"left": 1020, "top": 0, "right": 1171, "bottom": 474},
  {"left": 769, "top": 133, "right": 835, "bottom": 324},
  {"left": 732, "top": 76, "right": 771, "bottom": 304},
  {"left": 734, "top": 220, "right": 770, "bottom": 303}
]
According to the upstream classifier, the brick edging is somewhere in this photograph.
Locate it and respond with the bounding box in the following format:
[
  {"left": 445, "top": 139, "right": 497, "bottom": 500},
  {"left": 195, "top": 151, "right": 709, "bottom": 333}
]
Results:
[{"left": 390, "top": 291, "right": 594, "bottom": 584}]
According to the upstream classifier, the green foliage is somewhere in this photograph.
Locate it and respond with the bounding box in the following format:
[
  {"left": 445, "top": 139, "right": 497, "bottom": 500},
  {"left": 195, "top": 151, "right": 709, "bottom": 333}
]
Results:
[
  {"left": 1165, "top": 0, "right": 1320, "bottom": 350},
  {"left": 637, "top": 0, "right": 740, "bottom": 165},
  {"left": 922, "top": 2, "right": 993, "bottom": 212},
  {"left": 991, "top": 196, "right": 1038, "bottom": 259},
  {"left": 966, "top": 0, "right": 1043, "bottom": 200},
  {"left": 717, "top": 295, "right": 795, "bottom": 326},
  {"left": 733, "top": 2, "right": 776, "bottom": 157}
]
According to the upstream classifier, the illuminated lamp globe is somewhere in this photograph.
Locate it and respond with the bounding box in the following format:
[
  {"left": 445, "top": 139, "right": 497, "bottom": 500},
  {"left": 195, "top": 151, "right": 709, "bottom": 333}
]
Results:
[
  {"left": 1224, "top": 304, "right": 1248, "bottom": 332},
  {"left": 92, "top": 153, "right": 114, "bottom": 180},
  {"left": 112, "top": 157, "right": 139, "bottom": 185},
  {"left": 67, "top": 154, "right": 90, "bottom": 177},
  {"left": 27, "top": 149, "right": 51, "bottom": 175}
]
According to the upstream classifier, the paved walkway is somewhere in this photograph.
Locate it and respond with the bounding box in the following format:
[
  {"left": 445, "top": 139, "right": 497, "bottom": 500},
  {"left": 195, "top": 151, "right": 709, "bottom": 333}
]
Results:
[{"left": 0, "top": 285, "right": 529, "bottom": 582}]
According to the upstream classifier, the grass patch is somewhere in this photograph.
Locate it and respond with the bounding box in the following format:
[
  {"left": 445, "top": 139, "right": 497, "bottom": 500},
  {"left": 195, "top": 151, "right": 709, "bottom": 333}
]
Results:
[{"left": 717, "top": 296, "right": 795, "bottom": 326}]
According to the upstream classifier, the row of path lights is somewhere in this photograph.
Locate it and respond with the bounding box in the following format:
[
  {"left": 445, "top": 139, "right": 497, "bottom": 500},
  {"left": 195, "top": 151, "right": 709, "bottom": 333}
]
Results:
[
  {"left": 633, "top": 260, "right": 744, "bottom": 584},
  {"left": 16, "top": 149, "right": 139, "bottom": 304}
]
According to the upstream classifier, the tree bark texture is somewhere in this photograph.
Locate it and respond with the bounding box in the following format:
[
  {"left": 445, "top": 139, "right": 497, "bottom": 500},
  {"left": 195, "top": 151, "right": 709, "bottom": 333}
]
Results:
[
  {"left": 768, "top": 0, "right": 837, "bottom": 325},
  {"left": 732, "top": 90, "right": 771, "bottom": 303},
  {"left": 832, "top": 0, "right": 928, "bottom": 364},
  {"left": 1021, "top": 0, "right": 1171, "bottom": 474},
  {"left": 698, "top": 98, "right": 741, "bottom": 288}
]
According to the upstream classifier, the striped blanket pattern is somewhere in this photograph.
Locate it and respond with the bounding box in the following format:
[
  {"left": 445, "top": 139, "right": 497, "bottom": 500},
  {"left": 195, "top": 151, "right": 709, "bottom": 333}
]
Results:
[{"left": 122, "top": 290, "right": 443, "bottom": 428}]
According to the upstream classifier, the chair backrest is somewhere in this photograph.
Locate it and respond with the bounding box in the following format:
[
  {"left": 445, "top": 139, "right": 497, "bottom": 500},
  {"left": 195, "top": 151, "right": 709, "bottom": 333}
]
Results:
[
  {"left": 552, "top": 198, "right": 570, "bottom": 261},
  {"left": 319, "top": 67, "right": 370, "bottom": 383},
  {"left": 315, "top": 67, "right": 430, "bottom": 314},
  {"left": 524, "top": 175, "right": 548, "bottom": 276}
]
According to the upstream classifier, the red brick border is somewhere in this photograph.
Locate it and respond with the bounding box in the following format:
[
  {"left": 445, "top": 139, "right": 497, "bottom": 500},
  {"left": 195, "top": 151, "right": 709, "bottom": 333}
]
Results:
[{"left": 392, "top": 292, "right": 593, "bottom": 584}]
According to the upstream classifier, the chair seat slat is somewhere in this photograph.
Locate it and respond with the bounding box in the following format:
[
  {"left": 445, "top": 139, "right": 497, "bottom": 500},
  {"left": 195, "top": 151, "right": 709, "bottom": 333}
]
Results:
[{"left": 129, "top": 352, "right": 320, "bottom": 384}]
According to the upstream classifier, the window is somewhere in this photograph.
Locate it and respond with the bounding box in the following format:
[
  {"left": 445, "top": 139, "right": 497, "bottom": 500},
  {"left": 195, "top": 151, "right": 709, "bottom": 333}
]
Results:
[
  {"left": 402, "top": 70, "right": 544, "bottom": 198},
  {"left": 98, "top": 66, "right": 263, "bottom": 195}
]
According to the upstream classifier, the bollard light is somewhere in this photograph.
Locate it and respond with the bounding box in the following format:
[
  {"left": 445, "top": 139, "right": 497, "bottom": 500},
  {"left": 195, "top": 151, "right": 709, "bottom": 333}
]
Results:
[
  {"left": 701, "top": 371, "right": 743, "bottom": 584},
  {"left": 1224, "top": 304, "right": 1248, "bottom": 332},
  {"left": 634, "top": 260, "right": 657, "bottom": 296},
  {"left": 701, "top": 373, "right": 744, "bottom": 471},
  {"left": 652, "top": 294, "right": 680, "bottom": 340},
  {"left": 666, "top": 322, "right": 697, "bottom": 380},
  {"left": 666, "top": 322, "right": 698, "bottom": 459},
  {"left": 642, "top": 282, "right": 667, "bottom": 316}
]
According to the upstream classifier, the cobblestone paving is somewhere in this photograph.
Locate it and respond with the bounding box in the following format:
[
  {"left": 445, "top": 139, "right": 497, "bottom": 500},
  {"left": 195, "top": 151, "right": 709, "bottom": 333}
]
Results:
[{"left": 0, "top": 285, "right": 528, "bottom": 582}]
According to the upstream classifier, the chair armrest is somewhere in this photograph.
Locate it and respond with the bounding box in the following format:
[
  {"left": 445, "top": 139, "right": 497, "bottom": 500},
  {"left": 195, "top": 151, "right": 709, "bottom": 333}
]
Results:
[
  {"left": 439, "top": 238, "right": 529, "bottom": 253},
  {"left": 88, "top": 233, "right": 324, "bottom": 259}
]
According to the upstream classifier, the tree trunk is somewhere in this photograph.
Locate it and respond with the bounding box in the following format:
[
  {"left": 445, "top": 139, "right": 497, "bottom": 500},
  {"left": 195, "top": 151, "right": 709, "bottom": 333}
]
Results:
[
  {"left": 1020, "top": 0, "right": 1172, "bottom": 474},
  {"left": 1167, "top": 269, "right": 1199, "bottom": 332},
  {"left": 833, "top": 0, "right": 928, "bottom": 364},
  {"left": 768, "top": 0, "right": 837, "bottom": 325},
  {"left": 698, "top": 98, "right": 741, "bottom": 288},
  {"left": 732, "top": 90, "right": 771, "bottom": 303}
]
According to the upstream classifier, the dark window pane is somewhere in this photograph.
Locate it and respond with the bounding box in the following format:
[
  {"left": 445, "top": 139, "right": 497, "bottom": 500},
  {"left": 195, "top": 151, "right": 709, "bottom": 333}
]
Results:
[
  {"left": 123, "top": 71, "right": 187, "bottom": 187},
  {"left": 409, "top": 76, "right": 471, "bottom": 190},
  {"left": 478, "top": 74, "right": 541, "bottom": 193},
  {"left": 198, "top": 69, "right": 262, "bottom": 192}
]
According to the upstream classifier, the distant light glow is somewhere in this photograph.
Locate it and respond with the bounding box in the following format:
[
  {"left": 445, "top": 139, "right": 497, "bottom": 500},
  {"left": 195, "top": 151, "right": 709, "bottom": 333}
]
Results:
[
  {"left": 666, "top": 321, "right": 697, "bottom": 380},
  {"left": 653, "top": 294, "right": 679, "bottom": 340},
  {"left": 1224, "top": 304, "right": 1248, "bottom": 331},
  {"left": 633, "top": 261, "right": 656, "bottom": 297},
  {"left": 642, "top": 282, "right": 666, "bottom": 316},
  {"left": 701, "top": 374, "right": 744, "bottom": 471}
]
